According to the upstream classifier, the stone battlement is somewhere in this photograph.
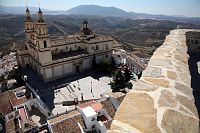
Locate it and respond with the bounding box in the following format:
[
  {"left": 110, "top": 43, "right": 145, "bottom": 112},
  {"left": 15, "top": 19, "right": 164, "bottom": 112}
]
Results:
[{"left": 108, "top": 29, "right": 200, "bottom": 133}]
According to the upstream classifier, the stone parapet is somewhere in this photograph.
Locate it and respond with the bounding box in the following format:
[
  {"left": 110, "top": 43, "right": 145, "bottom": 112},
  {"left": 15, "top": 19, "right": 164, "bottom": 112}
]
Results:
[{"left": 108, "top": 29, "right": 200, "bottom": 133}]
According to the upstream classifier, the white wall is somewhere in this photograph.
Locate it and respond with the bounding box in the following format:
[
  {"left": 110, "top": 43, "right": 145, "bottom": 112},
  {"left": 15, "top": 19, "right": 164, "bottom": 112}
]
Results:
[{"left": 96, "top": 121, "right": 107, "bottom": 133}]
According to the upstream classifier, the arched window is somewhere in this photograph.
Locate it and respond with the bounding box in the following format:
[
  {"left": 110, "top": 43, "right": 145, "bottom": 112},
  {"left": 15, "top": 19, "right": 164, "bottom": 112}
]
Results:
[
  {"left": 36, "top": 41, "right": 39, "bottom": 47},
  {"left": 31, "top": 24, "right": 34, "bottom": 30},
  {"left": 43, "top": 27, "right": 46, "bottom": 35},
  {"left": 43, "top": 40, "right": 47, "bottom": 48},
  {"left": 38, "top": 28, "right": 41, "bottom": 35},
  {"left": 26, "top": 24, "right": 29, "bottom": 30}
]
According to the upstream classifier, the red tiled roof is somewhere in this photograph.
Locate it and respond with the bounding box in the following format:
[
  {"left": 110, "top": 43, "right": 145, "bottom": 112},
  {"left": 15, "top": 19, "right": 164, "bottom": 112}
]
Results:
[
  {"left": 77, "top": 100, "right": 95, "bottom": 109},
  {"left": 0, "top": 92, "right": 13, "bottom": 115},
  {"left": 8, "top": 89, "right": 32, "bottom": 107},
  {"left": 78, "top": 100, "right": 103, "bottom": 111},
  {"left": 101, "top": 98, "right": 116, "bottom": 118},
  {"left": 90, "top": 102, "right": 102, "bottom": 111},
  {"left": 48, "top": 110, "right": 85, "bottom": 133},
  {"left": 5, "top": 118, "right": 19, "bottom": 133}
]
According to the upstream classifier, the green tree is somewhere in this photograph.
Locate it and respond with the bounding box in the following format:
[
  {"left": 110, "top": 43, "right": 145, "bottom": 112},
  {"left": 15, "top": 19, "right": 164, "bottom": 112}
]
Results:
[
  {"left": 110, "top": 69, "right": 126, "bottom": 91},
  {"left": 123, "top": 66, "right": 132, "bottom": 82}
]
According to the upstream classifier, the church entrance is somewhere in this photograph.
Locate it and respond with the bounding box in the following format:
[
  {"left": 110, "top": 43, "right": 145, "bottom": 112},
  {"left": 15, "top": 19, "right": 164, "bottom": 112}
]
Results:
[{"left": 76, "top": 65, "right": 80, "bottom": 74}]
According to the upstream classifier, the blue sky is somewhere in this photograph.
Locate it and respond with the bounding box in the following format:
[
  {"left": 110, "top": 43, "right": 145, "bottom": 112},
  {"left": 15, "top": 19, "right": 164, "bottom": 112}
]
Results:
[{"left": 0, "top": 0, "right": 200, "bottom": 17}]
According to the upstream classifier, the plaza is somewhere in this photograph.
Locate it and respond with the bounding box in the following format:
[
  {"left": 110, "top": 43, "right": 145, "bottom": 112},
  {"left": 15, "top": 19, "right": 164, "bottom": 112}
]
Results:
[{"left": 24, "top": 69, "right": 112, "bottom": 115}]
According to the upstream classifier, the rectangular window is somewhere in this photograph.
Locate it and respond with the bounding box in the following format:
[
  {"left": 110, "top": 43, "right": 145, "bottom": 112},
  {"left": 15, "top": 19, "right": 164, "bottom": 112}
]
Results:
[
  {"left": 43, "top": 40, "right": 47, "bottom": 48},
  {"left": 96, "top": 45, "right": 99, "bottom": 50},
  {"left": 106, "top": 44, "right": 109, "bottom": 50}
]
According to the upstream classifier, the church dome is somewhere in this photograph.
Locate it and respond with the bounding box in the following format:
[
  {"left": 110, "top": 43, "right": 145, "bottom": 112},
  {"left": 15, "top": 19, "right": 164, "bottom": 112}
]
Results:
[{"left": 83, "top": 21, "right": 88, "bottom": 24}]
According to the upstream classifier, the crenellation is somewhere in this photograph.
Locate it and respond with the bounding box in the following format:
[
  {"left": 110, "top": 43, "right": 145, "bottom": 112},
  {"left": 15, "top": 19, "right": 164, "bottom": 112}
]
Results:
[{"left": 108, "top": 29, "right": 200, "bottom": 133}]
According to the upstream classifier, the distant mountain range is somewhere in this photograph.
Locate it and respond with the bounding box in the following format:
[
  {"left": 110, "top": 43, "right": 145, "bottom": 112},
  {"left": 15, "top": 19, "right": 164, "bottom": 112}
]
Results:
[
  {"left": 67, "top": 5, "right": 130, "bottom": 17},
  {"left": 0, "top": 5, "right": 200, "bottom": 23}
]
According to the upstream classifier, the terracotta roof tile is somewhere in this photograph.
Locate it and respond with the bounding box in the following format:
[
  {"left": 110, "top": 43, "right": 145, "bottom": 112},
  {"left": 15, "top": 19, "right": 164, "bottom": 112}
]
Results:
[
  {"left": 101, "top": 98, "right": 116, "bottom": 118},
  {"left": 48, "top": 110, "right": 85, "bottom": 133},
  {"left": 0, "top": 92, "right": 13, "bottom": 115},
  {"left": 90, "top": 102, "right": 102, "bottom": 111},
  {"left": 8, "top": 87, "right": 33, "bottom": 107},
  {"left": 5, "top": 118, "right": 19, "bottom": 133},
  {"left": 48, "top": 110, "right": 80, "bottom": 124},
  {"left": 77, "top": 100, "right": 95, "bottom": 109},
  {"left": 104, "top": 120, "right": 112, "bottom": 129},
  {"left": 107, "top": 92, "right": 126, "bottom": 105}
]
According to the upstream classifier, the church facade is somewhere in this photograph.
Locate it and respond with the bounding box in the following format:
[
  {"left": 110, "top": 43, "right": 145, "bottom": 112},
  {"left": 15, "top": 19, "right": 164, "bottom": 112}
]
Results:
[{"left": 17, "top": 8, "right": 114, "bottom": 82}]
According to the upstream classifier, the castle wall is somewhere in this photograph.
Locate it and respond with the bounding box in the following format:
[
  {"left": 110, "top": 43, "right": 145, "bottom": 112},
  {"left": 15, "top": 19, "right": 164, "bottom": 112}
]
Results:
[{"left": 108, "top": 29, "right": 200, "bottom": 133}]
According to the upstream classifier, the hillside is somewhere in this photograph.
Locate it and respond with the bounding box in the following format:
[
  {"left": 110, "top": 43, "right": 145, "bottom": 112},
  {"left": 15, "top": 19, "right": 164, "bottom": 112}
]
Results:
[
  {"left": 67, "top": 5, "right": 130, "bottom": 17},
  {"left": 1, "top": 5, "right": 200, "bottom": 23},
  {"left": 1, "top": 14, "right": 200, "bottom": 56}
]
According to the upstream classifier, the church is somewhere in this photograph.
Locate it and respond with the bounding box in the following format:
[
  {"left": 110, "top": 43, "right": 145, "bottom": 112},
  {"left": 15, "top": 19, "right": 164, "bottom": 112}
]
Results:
[{"left": 17, "top": 8, "right": 114, "bottom": 82}]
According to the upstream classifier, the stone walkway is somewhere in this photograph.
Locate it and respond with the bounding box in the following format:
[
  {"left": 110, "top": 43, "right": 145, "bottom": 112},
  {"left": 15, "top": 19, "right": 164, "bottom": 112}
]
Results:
[
  {"left": 108, "top": 29, "right": 200, "bottom": 133},
  {"left": 52, "top": 75, "right": 112, "bottom": 114},
  {"left": 24, "top": 69, "right": 112, "bottom": 115}
]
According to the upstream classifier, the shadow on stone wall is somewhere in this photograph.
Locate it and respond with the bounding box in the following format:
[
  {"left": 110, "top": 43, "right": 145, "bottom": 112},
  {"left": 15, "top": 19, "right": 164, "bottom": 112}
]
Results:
[{"left": 188, "top": 52, "right": 200, "bottom": 118}]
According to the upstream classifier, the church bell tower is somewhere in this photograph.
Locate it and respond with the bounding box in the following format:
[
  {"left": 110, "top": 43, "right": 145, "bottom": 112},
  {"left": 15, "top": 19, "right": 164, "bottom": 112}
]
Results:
[
  {"left": 35, "top": 8, "right": 50, "bottom": 49},
  {"left": 35, "top": 8, "right": 52, "bottom": 64},
  {"left": 24, "top": 7, "right": 34, "bottom": 41}
]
